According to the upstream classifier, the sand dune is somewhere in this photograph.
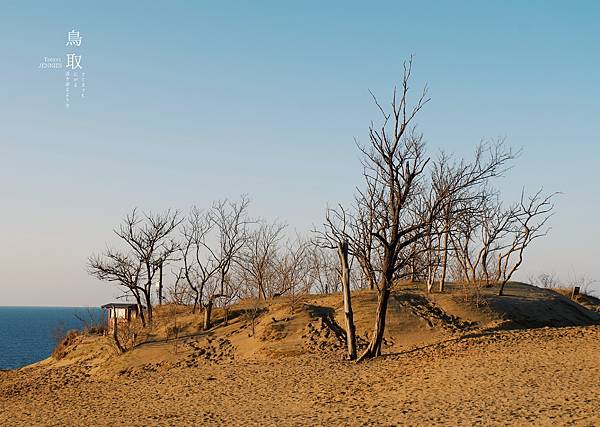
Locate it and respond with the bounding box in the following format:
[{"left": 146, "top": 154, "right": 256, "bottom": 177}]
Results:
[{"left": 1, "top": 283, "right": 599, "bottom": 426}]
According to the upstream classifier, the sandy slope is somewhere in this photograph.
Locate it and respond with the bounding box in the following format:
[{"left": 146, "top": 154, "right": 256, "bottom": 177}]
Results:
[
  {"left": 1, "top": 284, "right": 599, "bottom": 426},
  {"left": 1, "top": 326, "right": 599, "bottom": 426}
]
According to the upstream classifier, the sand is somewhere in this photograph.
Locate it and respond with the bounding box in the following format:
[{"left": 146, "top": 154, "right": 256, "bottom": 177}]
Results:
[{"left": 1, "top": 284, "right": 599, "bottom": 425}]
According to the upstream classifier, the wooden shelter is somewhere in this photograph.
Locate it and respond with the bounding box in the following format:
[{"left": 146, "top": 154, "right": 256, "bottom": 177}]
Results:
[{"left": 101, "top": 302, "right": 142, "bottom": 334}]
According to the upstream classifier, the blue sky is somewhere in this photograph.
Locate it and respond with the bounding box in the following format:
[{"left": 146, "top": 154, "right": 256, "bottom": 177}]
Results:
[{"left": 1, "top": 1, "right": 599, "bottom": 305}]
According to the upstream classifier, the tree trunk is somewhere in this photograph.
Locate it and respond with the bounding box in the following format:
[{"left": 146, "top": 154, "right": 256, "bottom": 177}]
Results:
[
  {"left": 481, "top": 251, "right": 490, "bottom": 285},
  {"left": 112, "top": 315, "right": 125, "bottom": 353},
  {"left": 426, "top": 269, "right": 435, "bottom": 293},
  {"left": 203, "top": 299, "right": 213, "bottom": 330},
  {"left": 497, "top": 253, "right": 502, "bottom": 282},
  {"left": 409, "top": 243, "right": 417, "bottom": 282},
  {"left": 425, "top": 226, "right": 435, "bottom": 293},
  {"left": 359, "top": 262, "right": 375, "bottom": 291},
  {"left": 144, "top": 289, "right": 153, "bottom": 324},
  {"left": 192, "top": 289, "right": 200, "bottom": 314},
  {"left": 133, "top": 293, "right": 146, "bottom": 327},
  {"left": 259, "top": 281, "right": 268, "bottom": 300},
  {"left": 438, "top": 227, "right": 449, "bottom": 292},
  {"left": 498, "top": 280, "right": 507, "bottom": 296},
  {"left": 158, "top": 262, "right": 164, "bottom": 305},
  {"left": 338, "top": 241, "right": 356, "bottom": 360},
  {"left": 198, "top": 282, "right": 205, "bottom": 312},
  {"left": 358, "top": 284, "right": 391, "bottom": 361}
]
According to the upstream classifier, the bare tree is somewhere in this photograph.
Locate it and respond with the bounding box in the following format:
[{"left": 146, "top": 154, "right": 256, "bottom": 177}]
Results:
[
  {"left": 88, "top": 250, "right": 146, "bottom": 325},
  {"left": 203, "top": 195, "right": 252, "bottom": 329},
  {"left": 530, "top": 272, "right": 560, "bottom": 289},
  {"left": 155, "top": 246, "right": 179, "bottom": 306},
  {"left": 322, "top": 58, "right": 434, "bottom": 360},
  {"left": 275, "top": 236, "right": 312, "bottom": 312},
  {"left": 319, "top": 58, "right": 518, "bottom": 359},
  {"left": 113, "top": 209, "right": 181, "bottom": 323},
  {"left": 568, "top": 272, "right": 598, "bottom": 297},
  {"left": 179, "top": 207, "right": 220, "bottom": 313},
  {"left": 237, "top": 220, "right": 286, "bottom": 300},
  {"left": 89, "top": 209, "right": 181, "bottom": 326},
  {"left": 450, "top": 187, "right": 557, "bottom": 295},
  {"left": 167, "top": 268, "right": 195, "bottom": 305},
  {"left": 304, "top": 242, "right": 340, "bottom": 294},
  {"left": 497, "top": 189, "right": 557, "bottom": 295},
  {"left": 432, "top": 141, "right": 517, "bottom": 291}
]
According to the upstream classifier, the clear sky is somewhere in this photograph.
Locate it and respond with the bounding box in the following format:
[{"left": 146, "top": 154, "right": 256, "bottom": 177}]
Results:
[{"left": 1, "top": 1, "right": 599, "bottom": 306}]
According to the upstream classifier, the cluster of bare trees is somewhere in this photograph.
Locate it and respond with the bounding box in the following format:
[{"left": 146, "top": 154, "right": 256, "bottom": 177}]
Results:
[
  {"left": 88, "top": 197, "right": 350, "bottom": 331},
  {"left": 89, "top": 57, "right": 556, "bottom": 361},
  {"left": 88, "top": 209, "right": 180, "bottom": 326},
  {"left": 318, "top": 57, "right": 556, "bottom": 359}
]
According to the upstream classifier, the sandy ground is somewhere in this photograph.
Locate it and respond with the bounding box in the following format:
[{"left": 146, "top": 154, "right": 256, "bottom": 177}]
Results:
[{"left": 1, "top": 325, "right": 599, "bottom": 426}]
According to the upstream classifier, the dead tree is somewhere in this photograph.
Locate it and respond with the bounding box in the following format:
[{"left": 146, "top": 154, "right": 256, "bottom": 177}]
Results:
[
  {"left": 338, "top": 240, "right": 357, "bottom": 360},
  {"left": 309, "top": 244, "right": 340, "bottom": 294},
  {"left": 210, "top": 196, "right": 252, "bottom": 295},
  {"left": 497, "top": 189, "right": 557, "bottom": 295},
  {"left": 180, "top": 207, "right": 220, "bottom": 313},
  {"left": 157, "top": 261, "right": 164, "bottom": 305},
  {"left": 168, "top": 268, "right": 195, "bottom": 305},
  {"left": 155, "top": 245, "right": 179, "bottom": 306},
  {"left": 113, "top": 209, "right": 181, "bottom": 323},
  {"left": 276, "top": 237, "right": 312, "bottom": 312},
  {"left": 321, "top": 58, "right": 434, "bottom": 360},
  {"left": 88, "top": 250, "right": 146, "bottom": 328},
  {"left": 202, "top": 195, "right": 252, "bottom": 328},
  {"left": 431, "top": 141, "right": 517, "bottom": 292},
  {"left": 236, "top": 220, "right": 286, "bottom": 300},
  {"left": 319, "top": 58, "right": 514, "bottom": 359},
  {"left": 203, "top": 294, "right": 216, "bottom": 330},
  {"left": 449, "top": 187, "right": 556, "bottom": 294}
]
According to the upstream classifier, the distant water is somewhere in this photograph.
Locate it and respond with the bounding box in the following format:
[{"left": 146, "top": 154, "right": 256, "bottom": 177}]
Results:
[{"left": 0, "top": 307, "right": 103, "bottom": 370}]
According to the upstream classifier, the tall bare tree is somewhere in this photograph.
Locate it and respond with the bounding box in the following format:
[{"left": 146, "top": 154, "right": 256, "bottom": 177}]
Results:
[
  {"left": 179, "top": 206, "right": 220, "bottom": 313},
  {"left": 275, "top": 236, "right": 312, "bottom": 311},
  {"left": 320, "top": 58, "right": 520, "bottom": 359},
  {"left": 496, "top": 189, "right": 556, "bottom": 295},
  {"left": 88, "top": 250, "right": 146, "bottom": 325},
  {"left": 236, "top": 220, "right": 286, "bottom": 300},
  {"left": 449, "top": 187, "right": 556, "bottom": 294},
  {"left": 430, "top": 141, "right": 517, "bottom": 291},
  {"left": 107, "top": 208, "right": 181, "bottom": 323},
  {"left": 323, "top": 58, "right": 435, "bottom": 360},
  {"left": 308, "top": 244, "right": 340, "bottom": 294},
  {"left": 203, "top": 195, "right": 252, "bottom": 329}
]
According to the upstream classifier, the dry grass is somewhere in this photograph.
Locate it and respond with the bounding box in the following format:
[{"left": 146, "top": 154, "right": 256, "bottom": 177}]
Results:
[
  {"left": 51, "top": 330, "right": 80, "bottom": 360},
  {"left": 550, "top": 287, "right": 600, "bottom": 313}
]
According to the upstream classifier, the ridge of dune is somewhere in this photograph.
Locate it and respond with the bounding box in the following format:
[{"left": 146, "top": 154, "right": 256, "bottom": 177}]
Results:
[{"left": 1, "top": 282, "right": 599, "bottom": 426}]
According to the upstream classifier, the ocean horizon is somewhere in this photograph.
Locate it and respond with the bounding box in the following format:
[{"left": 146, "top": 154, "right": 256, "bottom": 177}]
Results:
[{"left": 0, "top": 306, "right": 103, "bottom": 370}]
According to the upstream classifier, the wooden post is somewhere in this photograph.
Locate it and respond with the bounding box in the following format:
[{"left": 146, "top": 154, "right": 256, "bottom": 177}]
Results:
[{"left": 338, "top": 240, "right": 357, "bottom": 360}]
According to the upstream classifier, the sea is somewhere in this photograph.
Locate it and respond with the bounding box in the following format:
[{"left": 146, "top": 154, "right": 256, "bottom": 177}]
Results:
[{"left": 0, "top": 307, "right": 103, "bottom": 370}]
